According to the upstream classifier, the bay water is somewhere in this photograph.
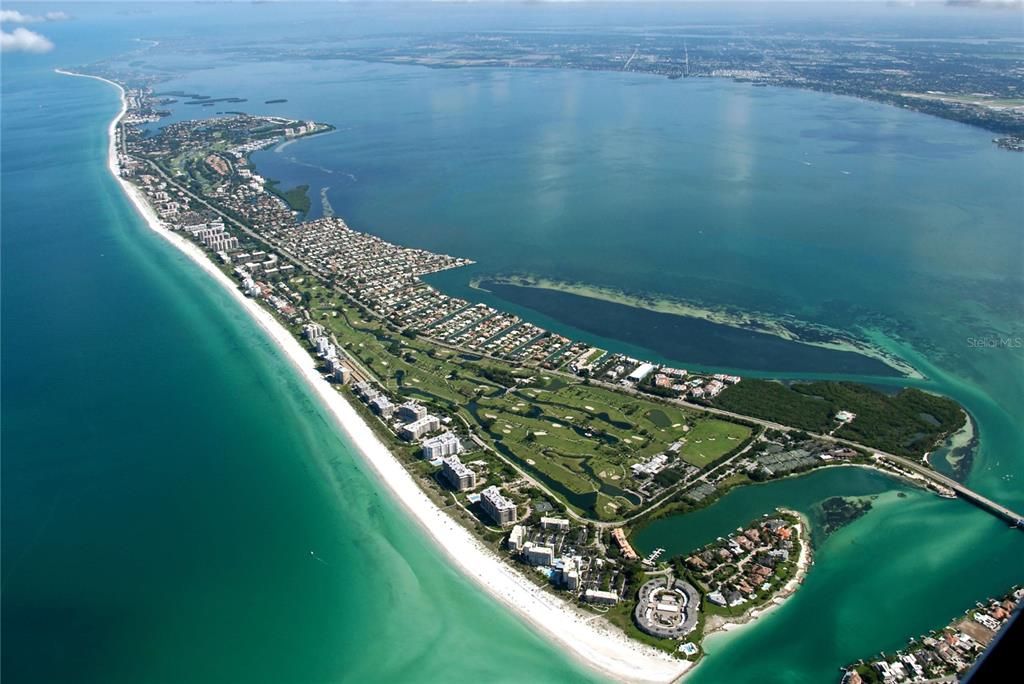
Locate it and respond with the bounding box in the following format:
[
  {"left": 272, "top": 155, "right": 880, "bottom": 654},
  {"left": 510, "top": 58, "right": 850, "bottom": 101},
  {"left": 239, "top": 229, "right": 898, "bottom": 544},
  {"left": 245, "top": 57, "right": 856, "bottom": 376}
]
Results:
[{"left": 3, "top": 4, "right": 1022, "bottom": 683}]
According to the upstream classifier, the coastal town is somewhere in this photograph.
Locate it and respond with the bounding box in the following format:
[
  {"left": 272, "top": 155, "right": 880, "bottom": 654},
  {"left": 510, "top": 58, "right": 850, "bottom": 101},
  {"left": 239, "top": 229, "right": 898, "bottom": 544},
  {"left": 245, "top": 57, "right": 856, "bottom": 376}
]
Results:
[
  {"left": 104, "top": 81, "right": 1020, "bottom": 669},
  {"left": 683, "top": 513, "right": 803, "bottom": 616},
  {"left": 310, "top": 29, "right": 1024, "bottom": 142},
  {"left": 842, "top": 588, "right": 1022, "bottom": 684}
]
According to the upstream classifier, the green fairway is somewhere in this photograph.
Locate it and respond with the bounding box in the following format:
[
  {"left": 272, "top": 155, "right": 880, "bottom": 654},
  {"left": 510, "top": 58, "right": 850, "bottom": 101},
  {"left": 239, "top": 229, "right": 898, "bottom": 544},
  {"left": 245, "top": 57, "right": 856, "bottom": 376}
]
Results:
[
  {"left": 678, "top": 420, "right": 753, "bottom": 467},
  {"left": 295, "top": 280, "right": 753, "bottom": 520}
]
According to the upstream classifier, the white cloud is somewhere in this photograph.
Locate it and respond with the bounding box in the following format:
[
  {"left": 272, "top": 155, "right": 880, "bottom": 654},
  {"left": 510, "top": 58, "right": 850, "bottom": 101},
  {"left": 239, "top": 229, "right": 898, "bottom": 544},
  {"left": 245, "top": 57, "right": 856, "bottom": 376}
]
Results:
[
  {"left": 1, "top": 27, "right": 55, "bottom": 53},
  {"left": 0, "top": 9, "right": 71, "bottom": 24},
  {"left": 0, "top": 10, "right": 35, "bottom": 23}
]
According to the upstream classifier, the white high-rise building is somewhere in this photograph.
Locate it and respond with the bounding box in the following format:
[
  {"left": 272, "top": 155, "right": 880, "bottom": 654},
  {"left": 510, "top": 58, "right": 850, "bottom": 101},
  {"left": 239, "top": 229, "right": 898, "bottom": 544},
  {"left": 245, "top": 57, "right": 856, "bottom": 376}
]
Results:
[
  {"left": 584, "top": 589, "right": 619, "bottom": 606},
  {"left": 440, "top": 455, "right": 476, "bottom": 491},
  {"left": 304, "top": 323, "right": 325, "bottom": 340},
  {"left": 397, "top": 401, "right": 428, "bottom": 423},
  {"left": 369, "top": 396, "right": 394, "bottom": 418},
  {"left": 480, "top": 486, "right": 517, "bottom": 526},
  {"left": 423, "top": 432, "right": 462, "bottom": 460},
  {"left": 333, "top": 365, "right": 351, "bottom": 385},
  {"left": 507, "top": 525, "right": 526, "bottom": 553},
  {"left": 399, "top": 415, "right": 440, "bottom": 441},
  {"left": 540, "top": 517, "right": 571, "bottom": 532},
  {"left": 523, "top": 542, "right": 554, "bottom": 566}
]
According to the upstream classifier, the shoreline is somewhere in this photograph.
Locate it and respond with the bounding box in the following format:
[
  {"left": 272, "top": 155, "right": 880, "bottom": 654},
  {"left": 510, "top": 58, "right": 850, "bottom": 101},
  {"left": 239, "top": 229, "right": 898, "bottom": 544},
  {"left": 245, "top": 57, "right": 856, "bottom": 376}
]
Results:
[
  {"left": 61, "top": 68, "right": 692, "bottom": 684},
  {"left": 926, "top": 411, "right": 977, "bottom": 480},
  {"left": 474, "top": 275, "right": 923, "bottom": 380},
  {"left": 699, "top": 513, "right": 813, "bottom": 641},
  {"left": 682, "top": 512, "right": 815, "bottom": 681}
]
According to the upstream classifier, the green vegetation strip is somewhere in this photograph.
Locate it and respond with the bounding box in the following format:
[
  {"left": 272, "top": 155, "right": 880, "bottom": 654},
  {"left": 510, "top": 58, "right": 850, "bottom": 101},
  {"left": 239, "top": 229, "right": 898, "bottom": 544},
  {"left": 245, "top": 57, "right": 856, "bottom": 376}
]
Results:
[
  {"left": 267, "top": 180, "right": 311, "bottom": 214},
  {"left": 714, "top": 380, "right": 964, "bottom": 457}
]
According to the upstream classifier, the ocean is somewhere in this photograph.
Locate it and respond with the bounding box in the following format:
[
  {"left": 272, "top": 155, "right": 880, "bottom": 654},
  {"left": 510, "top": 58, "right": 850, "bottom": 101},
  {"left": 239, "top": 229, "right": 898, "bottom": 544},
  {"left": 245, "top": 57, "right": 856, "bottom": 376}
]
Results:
[
  {"left": 3, "top": 3, "right": 1022, "bottom": 683},
  {"left": 1, "top": 10, "right": 593, "bottom": 684}
]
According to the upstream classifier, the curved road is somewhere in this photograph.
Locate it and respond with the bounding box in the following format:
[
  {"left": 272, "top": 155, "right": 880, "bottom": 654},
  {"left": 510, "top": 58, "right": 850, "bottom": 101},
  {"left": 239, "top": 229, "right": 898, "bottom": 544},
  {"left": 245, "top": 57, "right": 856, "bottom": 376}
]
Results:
[{"left": 137, "top": 140, "right": 1023, "bottom": 531}]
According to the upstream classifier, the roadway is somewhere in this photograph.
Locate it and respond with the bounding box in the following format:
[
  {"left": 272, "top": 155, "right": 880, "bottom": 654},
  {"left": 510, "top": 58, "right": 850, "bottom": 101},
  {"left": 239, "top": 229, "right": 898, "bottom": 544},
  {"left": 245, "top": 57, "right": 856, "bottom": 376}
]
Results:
[{"left": 132, "top": 140, "right": 1023, "bottom": 532}]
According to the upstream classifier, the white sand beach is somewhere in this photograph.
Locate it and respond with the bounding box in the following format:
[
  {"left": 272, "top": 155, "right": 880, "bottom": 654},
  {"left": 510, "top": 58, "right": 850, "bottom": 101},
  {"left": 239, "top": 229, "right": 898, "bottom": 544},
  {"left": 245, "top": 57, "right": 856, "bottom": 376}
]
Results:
[{"left": 62, "top": 69, "right": 691, "bottom": 684}]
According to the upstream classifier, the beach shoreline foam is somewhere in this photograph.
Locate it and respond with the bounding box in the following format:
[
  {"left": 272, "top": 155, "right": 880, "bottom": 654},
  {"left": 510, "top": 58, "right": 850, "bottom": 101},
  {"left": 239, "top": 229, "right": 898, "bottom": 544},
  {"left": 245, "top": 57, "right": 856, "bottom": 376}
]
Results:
[{"left": 60, "top": 68, "right": 691, "bottom": 684}]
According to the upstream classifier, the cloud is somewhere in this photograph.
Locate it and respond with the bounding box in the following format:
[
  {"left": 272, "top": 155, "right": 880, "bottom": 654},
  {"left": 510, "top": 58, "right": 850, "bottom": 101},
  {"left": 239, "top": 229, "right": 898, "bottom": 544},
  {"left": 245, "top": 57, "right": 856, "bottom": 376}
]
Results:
[
  {"left": 0, "top": 9, "right": 71, "bottom": 24},
  {"left": 0, "top": 10, "right": 34, "bottom": 23},
  {"left": 1, "top": 27, "right": 55, "bottom": 53}
]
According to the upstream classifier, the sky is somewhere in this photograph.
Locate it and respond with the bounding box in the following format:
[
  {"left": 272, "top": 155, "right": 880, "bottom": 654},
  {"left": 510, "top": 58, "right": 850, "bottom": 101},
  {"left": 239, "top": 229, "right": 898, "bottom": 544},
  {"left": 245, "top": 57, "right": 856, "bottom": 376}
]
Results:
[
  {"left": 2, "top": 0, "right": 1000, "bottom": 4},
  {"left": 3, "top": 1, "right": 1020, "bottom": 55}
]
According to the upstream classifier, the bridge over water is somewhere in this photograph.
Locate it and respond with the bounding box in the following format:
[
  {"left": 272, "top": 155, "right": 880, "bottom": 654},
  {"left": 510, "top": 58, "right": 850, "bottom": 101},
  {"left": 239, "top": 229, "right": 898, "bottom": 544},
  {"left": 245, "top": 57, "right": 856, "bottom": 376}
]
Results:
[{"left": 877, "top": 454, "right": 1024, "bottom": 529}]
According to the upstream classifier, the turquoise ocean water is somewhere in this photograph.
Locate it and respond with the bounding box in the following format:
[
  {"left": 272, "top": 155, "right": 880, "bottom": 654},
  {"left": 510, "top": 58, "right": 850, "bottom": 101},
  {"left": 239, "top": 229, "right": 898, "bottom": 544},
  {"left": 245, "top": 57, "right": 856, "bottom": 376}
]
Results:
[
  {"left": 1, "top": 10, "right": 594, "bottom": 684},
  {"left": 3, "top": 4, "right": 1022, "bottom": 683}
]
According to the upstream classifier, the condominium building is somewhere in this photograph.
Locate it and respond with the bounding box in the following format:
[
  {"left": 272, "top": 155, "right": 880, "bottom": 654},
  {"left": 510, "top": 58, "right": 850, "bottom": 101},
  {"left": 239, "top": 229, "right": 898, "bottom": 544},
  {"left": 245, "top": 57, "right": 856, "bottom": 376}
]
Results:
[
  {"left": 370, "top": 395, "right": 395, "bottom": 418},
  {"left": 523, "top": 542, "right": 554, "bottom": 566},
  {"left": 315, "top": 336, "right": 333, "bottom": 356},
  {"left": 540, "top": 516, "right": 571, "bottom": 532},
  {"left": 303, "top": 322, "right": 325, "bottom": 340},
  {"left": 399, "top": 415, "right": 440, "bottom": 441},
  {"left": 353, "top": 382, "right": 375, "bottom": 400},
  {"left": 507, "top": 525, "right": 526, "bottom": 553},
  {"left": 557, "top": 557, "right": 580, "bottom": 590},
  {"left": 584, "top": 589, "right": 619, "bottom": 606},
  {"left": 205, "top": 234, "right": 239, "bottom": 252},
  {"left": 481, "top": 485, "right": 517, "bottom": 526},
  {"left": 333, "top": 364, "right": 351, "bottom": 385},
  {"left": 440, "top": 455, "right": 476, "bottom": 491},
  {"left": 397, "top": 401, "right": 428, "bottom": 423},
  {"left": 423, "top": 431, "right": 462, "bottom": 460}
]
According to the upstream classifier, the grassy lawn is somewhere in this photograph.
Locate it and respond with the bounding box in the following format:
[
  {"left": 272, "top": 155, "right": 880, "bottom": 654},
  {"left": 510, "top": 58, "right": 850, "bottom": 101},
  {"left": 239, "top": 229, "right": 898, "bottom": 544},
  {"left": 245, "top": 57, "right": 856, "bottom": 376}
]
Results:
[
  {"left": 603, "top": 601, "right": 680, "bottom": 655},
  {"left": 294, "top": 280, "right": 754, "bottom": 521},
  {"left": 678, "top": 419, "right": 753, "bottom": 467}
]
